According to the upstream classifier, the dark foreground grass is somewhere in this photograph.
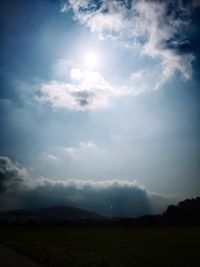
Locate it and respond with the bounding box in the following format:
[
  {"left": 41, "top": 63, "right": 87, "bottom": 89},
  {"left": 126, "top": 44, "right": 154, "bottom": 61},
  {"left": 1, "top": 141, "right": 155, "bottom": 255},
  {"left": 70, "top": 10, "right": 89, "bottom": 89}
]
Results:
[{"left": 0, "top": 226, "right": 199, "bottom": 267}]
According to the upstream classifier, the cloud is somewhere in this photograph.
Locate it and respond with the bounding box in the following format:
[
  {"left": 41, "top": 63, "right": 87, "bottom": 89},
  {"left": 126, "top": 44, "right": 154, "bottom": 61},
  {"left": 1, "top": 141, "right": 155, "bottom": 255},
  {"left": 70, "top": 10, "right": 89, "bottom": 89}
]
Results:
[
  {"left": 0, "top": 155, "right": 175, "bottom": 217},
  {"left": 65, "top": 141, "right": 98, "bottom": 158},
  {"left": 46, "top": 153, "right": 59, "bottom": 161},
  {"left": 38, "top": 68, "right": 131, "bottom": 110},
  {"left": 134, "top": 0, "right": 195, "bottom": 89},
  {"left": 63, "top": 0, "right": 197, "bottom": 90},
  {"left": 0, "top": 156, "right": 30, "bottom": 192},
  {"left": 87, "top": 11, "right": 125, "bottom": 33}
]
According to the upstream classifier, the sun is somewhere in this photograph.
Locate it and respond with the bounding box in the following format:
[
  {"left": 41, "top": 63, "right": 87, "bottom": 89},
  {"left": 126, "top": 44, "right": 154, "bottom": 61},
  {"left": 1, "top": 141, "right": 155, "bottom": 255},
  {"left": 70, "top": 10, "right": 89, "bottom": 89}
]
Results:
[{"left": 84, "top": 51, "right": 99, "bottom": 69}]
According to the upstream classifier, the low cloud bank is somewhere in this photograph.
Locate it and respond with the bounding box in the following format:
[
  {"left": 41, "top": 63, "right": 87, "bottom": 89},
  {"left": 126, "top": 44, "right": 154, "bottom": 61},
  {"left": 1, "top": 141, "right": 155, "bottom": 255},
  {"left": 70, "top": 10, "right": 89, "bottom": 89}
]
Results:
[{"left": 0, "top": 156, "right": 176, "bottom": 217}]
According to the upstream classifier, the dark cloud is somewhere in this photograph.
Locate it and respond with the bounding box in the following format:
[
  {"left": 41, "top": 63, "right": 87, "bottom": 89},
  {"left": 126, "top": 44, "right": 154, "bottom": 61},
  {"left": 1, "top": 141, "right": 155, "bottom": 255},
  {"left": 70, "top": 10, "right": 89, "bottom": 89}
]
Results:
[
  {"left": 72, "top": 90, "right": 93, "bottom": 107},
  {"left": 0, "top": 155, "right": 175, "bottom": 217},
  {"left": 0, "top": 156, "right": 28, "bottom": 192},
  {"left": 163, "top": 39, "right": 192, "bottom": 54},
  {"left": 24, "top": 180, "right": 151, "bottom": 217}
]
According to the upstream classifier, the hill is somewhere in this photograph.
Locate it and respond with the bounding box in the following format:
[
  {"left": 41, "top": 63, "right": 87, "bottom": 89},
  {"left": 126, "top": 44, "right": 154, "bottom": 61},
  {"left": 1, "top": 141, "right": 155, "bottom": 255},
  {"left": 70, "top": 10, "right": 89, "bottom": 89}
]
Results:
[
  {"left": 0, "top": 206, "right": 104, "bottom": 225},
  {"left": 0, "top": 197, "right": 199, "bottom": 226}
]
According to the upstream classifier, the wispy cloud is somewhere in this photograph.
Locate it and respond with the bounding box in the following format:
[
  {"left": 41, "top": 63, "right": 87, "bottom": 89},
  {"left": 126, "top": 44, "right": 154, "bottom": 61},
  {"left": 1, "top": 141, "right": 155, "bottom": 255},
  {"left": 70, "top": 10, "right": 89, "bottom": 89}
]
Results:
[
  {"left": 46, "top": 153, "right": 59, "bottom": 161},
  {"left": 65, "top": 141, "right": 98, "bottom": 158}
]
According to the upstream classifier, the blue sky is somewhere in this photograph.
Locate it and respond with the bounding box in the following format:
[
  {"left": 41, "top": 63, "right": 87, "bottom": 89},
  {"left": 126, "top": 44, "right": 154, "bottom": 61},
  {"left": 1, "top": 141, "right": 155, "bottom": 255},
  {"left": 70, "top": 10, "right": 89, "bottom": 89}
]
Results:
[{"left": 0, "top": 0, "right": 200, "bottom": 215}]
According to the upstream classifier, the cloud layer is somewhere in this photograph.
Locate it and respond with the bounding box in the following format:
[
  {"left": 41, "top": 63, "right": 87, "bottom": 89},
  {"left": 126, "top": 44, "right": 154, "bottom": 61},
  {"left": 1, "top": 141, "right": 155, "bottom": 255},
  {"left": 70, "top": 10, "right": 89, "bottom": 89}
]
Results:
[{"left": 0, "top": 155, "right": 173, "bottom": 217}]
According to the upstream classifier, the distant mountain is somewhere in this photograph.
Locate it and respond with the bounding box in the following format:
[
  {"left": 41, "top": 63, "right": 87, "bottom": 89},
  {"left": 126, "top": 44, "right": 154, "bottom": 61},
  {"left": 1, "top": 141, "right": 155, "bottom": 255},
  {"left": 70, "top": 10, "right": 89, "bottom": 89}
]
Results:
[{"left": 0, "top": 206, "right": 104, "bottom": 224}]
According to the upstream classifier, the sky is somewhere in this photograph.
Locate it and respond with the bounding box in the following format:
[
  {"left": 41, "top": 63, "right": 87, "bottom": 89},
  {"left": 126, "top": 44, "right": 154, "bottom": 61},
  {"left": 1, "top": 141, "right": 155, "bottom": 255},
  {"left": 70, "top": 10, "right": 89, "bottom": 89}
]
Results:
[{"left": 0, "top": 0, "right": 200, "bottom": 217}]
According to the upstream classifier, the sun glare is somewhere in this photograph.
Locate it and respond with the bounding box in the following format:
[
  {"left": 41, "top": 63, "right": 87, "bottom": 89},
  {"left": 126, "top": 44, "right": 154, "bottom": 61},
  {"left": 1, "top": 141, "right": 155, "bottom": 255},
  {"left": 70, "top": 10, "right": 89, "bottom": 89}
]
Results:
[{"left": 84, "top": 51, "right": 99, "bottom": 69}]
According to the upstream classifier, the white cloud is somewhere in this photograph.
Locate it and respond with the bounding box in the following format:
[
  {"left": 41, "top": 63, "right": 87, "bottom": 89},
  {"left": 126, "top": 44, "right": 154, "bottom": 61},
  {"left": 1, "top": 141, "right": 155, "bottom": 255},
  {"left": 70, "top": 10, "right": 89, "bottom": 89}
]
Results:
[
  {"left": 65, "top": 141, "right": 98, "bottom": 158},
  {"left": 130, "top": 70, "right": 144, "bottom": 81},
  {"left": 79, "top": 141, "right": 97, "bottom": 149},
  {"left": 134, "top": 1, "right": 194, "bottom": 89},
  {"left": 38, "top": 68, "right": 132, "bottom": 110},
  {"left": 88, "top": 12, "right": 124, "bottom": 33},
  {"left": 70, "top": 68, "right": 84, "bottom": 80},
  {"left": 47, "top": 153, "right": 59, "bottom": 161},
  {"left": 60, "top": 3, "right": 70, "bottom": 13}
]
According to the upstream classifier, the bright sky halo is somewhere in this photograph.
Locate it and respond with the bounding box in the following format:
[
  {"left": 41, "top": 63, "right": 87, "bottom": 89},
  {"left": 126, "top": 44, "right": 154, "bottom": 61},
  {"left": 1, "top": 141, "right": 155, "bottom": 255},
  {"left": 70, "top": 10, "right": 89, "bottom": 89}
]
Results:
[{"left": 83, "top": 51, "right": 99, "bottom": 69}]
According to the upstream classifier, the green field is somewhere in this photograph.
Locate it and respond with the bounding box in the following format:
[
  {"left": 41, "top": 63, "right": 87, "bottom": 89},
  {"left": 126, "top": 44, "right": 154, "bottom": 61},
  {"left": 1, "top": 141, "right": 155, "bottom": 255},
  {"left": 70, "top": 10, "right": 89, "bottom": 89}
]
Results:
[{"left": 0, "top": 226, "right": 199, "bottom": 267}]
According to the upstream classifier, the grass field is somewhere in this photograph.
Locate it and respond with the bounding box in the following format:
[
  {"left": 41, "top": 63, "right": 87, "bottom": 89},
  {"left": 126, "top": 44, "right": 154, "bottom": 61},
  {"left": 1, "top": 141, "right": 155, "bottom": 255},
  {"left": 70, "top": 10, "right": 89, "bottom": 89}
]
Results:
[{"left": 0, "top": 226, "right": 199, "bottom": 267}]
